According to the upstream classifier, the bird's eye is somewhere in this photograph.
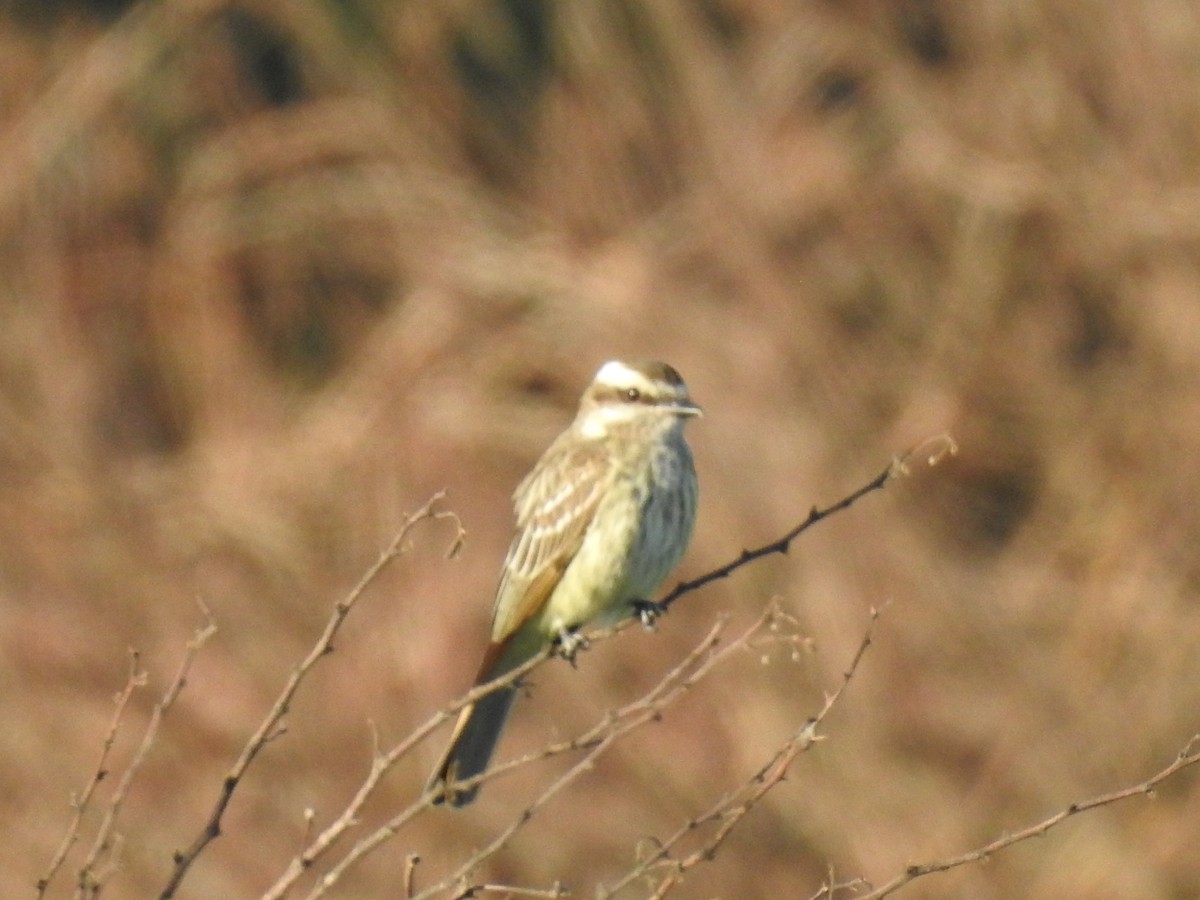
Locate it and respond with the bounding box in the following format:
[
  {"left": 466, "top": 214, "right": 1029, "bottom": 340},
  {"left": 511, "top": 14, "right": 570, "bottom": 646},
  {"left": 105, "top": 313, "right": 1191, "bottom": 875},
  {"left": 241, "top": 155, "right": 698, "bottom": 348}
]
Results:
[{"left": 625, "top": 388, "right": 641, "bottom": 402}]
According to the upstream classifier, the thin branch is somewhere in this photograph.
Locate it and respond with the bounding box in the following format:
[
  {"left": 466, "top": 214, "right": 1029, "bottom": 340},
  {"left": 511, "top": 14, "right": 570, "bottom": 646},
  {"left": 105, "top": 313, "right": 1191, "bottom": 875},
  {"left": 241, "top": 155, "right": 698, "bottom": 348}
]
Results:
[
  {"left": 74, "top": 604, "right": 217, "bottom": 899},
  {"left": 857, "top": 733, "right": 1200, "bottom": 899},
  {"left": 37, "top": 652, "right": 148, "bottom": 897},
  {"left": 661, "top": 436, "right": 955, "bottom": 611},
  {"left": 259, "top": 643, "right": 554, "bottom": 900},
  {"left": 600, "top": 607, "right": 883, "bottom": 899},
  {"left": 160, "top": 492, "right": 462, "bottom": 899},
  {"left": 403, "top": 854, "right": 421, "bottom": 898},
  {"left": 460, "top": 883, "right": 569, "bottom": 898},
  {"left": 807, "top": 874, "right": 869, "bottom": 900},
  {"left": 302, "top": 607, "right": 796, "bottom": 900},
  {"left": 308, "top": 614, "right": 732, "bottom": 899}
]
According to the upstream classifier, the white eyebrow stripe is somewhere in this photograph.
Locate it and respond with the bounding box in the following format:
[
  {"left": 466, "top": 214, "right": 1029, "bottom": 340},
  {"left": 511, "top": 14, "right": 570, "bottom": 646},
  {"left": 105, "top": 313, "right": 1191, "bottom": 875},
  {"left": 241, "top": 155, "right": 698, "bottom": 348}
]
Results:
[
  {"left": 594, "top": 360, "right": 641, "bottom": 384},
  {"left": 593, "top": 361, "right": 659, "bottom": 394}
]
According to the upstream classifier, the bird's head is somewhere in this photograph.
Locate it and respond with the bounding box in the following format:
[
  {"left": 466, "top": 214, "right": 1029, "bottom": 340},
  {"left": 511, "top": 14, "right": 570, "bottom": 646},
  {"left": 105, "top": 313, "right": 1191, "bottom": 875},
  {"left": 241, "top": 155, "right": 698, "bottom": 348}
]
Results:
[{"left": 576, "top": 360, "right": 701, "bottom": 439}]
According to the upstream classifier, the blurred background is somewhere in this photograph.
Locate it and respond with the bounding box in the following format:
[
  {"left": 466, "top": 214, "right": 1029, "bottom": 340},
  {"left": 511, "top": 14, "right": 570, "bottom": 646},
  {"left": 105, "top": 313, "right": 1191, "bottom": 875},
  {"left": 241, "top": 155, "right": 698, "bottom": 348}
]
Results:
[{"left": 3, "top": 0, "right": 1200, "bottom": 897}]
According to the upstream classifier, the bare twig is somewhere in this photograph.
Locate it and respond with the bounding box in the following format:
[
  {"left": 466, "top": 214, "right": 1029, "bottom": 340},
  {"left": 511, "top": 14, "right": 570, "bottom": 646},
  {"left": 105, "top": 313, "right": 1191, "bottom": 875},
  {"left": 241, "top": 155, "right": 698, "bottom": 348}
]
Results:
[
  {"left": 296, "top": 605, "right": 808, "bottom": 900},
  {"left": 306, "top": 613, "right": 743, "bottom": 900},
  {"left": 458, "top": 883, "right": 569, "bottom": 899},
  {"left": 259, "top": 642, "right": 553, "bottom": 900},
  {"left": 599, "top": 607, "right": 883, "bottom": 899},
  {"left": 37, "top": 652, "right": 148, "bottom": 897},
  {"left": 72, "top": 604, "right": 217, "bottom": 898},
  {"left": 403, "top": 854, "right": 421, "bottom": 898},
  {"left": 807, "top": 875, "right": 869, "bottom": 900},
  {"left": 660, "top": 437, "right": 955, "bottom": 611},
  {"left": 160, "top": 493, "right": 462, "bottom": 899},
  {"left": 856, "top": 733, "right": 1200, "bottom": 899}
]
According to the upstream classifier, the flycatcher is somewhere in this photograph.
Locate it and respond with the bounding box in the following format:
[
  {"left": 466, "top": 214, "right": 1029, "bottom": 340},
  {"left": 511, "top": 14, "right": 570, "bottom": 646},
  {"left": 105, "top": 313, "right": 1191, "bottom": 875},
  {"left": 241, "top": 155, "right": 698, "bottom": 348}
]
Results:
[{"left": 429, "top": 359, "right": 701, "bottom": 806}]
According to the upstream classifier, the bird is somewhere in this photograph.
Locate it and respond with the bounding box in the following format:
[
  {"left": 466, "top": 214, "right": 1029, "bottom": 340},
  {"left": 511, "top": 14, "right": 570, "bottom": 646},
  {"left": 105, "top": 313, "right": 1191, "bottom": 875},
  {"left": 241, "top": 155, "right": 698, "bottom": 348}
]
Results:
[{"left": 428, "top": 359, "right": 701, "bottom": 806}]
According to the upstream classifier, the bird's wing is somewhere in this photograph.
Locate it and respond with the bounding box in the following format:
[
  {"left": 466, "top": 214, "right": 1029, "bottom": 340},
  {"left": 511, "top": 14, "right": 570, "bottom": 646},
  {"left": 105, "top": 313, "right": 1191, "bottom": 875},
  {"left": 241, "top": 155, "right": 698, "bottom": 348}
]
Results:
[{"left": 488, "top": 437, "right": 610, "bottom": 645}]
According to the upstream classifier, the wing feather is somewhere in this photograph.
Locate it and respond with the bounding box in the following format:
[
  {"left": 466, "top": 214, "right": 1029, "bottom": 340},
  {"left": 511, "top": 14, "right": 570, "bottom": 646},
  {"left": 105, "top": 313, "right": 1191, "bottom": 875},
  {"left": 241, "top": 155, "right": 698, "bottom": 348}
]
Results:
[{"left": 489, "top": 437, "right": 610, "bottom": 643}]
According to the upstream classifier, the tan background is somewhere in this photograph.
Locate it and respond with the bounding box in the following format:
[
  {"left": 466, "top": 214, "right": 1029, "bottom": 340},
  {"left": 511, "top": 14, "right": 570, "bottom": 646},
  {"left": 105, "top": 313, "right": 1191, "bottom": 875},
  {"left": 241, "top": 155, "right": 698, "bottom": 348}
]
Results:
[{"left": 3, "top": 1, "right": 1200, "bottom": 897}]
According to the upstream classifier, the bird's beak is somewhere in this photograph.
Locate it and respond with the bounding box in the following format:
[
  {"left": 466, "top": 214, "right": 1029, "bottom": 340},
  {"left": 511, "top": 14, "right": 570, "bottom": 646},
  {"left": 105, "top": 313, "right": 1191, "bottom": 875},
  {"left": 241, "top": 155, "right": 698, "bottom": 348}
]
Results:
[{"left": 675, "top": 399, "right": 702, "bottom": 418}]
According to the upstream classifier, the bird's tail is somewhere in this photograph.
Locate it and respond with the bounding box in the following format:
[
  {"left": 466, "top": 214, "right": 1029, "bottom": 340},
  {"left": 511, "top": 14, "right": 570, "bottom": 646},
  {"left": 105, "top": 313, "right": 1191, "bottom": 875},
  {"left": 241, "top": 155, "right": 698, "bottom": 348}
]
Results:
[
  {"left": 428, "top": 682, "right": 518, "bottom": 806},
  {"left": 428, "top": 636, "right": 530, "bottom": 806}
]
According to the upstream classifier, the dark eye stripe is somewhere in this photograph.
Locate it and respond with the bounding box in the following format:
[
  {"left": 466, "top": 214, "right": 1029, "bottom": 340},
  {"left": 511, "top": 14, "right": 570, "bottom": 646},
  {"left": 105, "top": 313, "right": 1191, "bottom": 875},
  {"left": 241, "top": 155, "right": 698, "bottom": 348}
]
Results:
[{"left": 591, "top": 382, "right": 679, "bottom": 406}]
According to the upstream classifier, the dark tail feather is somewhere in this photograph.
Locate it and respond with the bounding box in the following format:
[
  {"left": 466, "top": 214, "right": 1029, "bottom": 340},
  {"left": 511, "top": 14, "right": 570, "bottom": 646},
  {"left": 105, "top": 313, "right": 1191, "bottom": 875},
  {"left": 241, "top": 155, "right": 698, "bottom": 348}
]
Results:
[{"left": 428, "top": 683, "right": 518, "bottom": 806}]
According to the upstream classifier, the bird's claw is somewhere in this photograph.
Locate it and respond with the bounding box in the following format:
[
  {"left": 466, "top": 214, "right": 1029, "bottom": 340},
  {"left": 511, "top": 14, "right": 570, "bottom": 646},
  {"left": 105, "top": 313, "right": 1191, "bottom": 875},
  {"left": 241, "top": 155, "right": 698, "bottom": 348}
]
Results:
[
  {"left": 555, "top": 627, "right": 589, "bottom": 666},
  {"left": 632, "top": 598, "right": 667, "bottom": 631}
]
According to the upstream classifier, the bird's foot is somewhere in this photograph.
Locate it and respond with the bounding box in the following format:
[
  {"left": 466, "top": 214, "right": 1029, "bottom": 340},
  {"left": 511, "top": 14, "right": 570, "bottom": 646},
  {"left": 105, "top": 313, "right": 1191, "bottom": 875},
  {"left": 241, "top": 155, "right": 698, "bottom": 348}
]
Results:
[
  {"left": 632, "top": 598, "right": 667, "bottom": 631},
  {"left": 554, "top": 626, "right": 589, "bottom": 666}
]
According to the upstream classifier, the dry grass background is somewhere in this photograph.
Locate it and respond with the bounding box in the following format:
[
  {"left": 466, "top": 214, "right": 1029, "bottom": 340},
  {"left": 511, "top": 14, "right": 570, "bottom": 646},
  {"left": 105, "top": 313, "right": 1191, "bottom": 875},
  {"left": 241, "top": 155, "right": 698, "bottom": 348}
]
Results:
[{"left": 3, "top": 0, "right": 1200, "bottom": 897}]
